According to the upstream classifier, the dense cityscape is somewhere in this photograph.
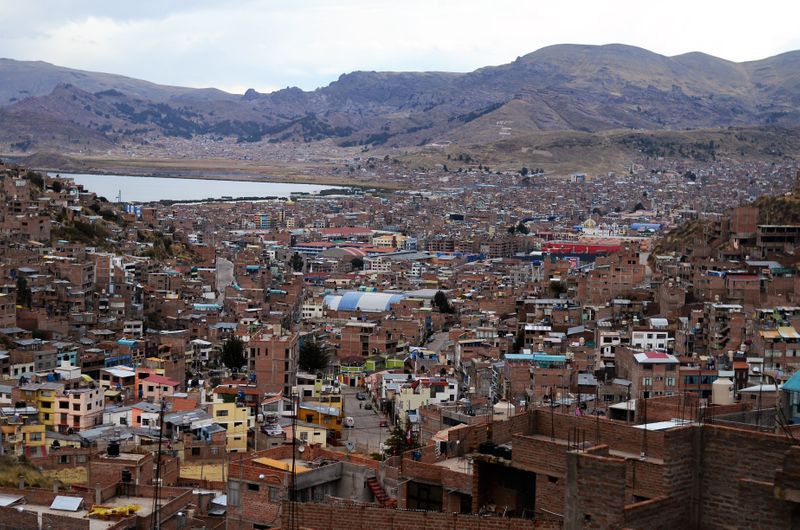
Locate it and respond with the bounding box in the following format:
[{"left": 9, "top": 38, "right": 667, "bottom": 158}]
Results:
[
  {"left": 2, "top": 2, "right": 800, "bottom": 529},
  {"left": 0, "top": 151, "right": 796, "bottom": 529}
]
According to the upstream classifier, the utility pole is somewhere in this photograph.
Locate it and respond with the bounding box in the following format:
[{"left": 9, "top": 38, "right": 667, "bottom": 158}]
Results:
[{"left": 151, "top": 400, "right": 167, "bottom": 530}]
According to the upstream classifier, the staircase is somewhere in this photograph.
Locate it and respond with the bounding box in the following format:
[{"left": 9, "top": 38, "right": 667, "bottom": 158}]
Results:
[{"left": 366, "top": 476, "right": 395, "bottom": 507}]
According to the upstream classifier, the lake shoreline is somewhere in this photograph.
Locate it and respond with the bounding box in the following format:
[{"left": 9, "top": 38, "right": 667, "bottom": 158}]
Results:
[{"left": 60, "top": 172, "right": 351, "bottom": 203}]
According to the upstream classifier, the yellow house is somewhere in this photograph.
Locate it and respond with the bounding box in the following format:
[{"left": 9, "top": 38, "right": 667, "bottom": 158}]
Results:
[
  {"left": 371, "top": 233, "right": 409, "bottom": 249},
  {"left": 289, "top": 421, "right": 327, "bottom": 448},
  {"left": 15, "top": 383, "right": 59, "bottom": 428},
  {"left": 298, "top": 403, "right": 342, "bottom": 438},
  {"left": 0, "top": 421, "right": 46, "bottom": 457},
  {"left": 22, "top": 424, "right": 46, "bottom": 457},
  {"left": 210, "top": 401, "right": 252, "bottom": 453}
]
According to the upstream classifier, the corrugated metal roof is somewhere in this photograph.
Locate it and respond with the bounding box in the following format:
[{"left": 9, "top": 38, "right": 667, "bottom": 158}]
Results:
[
  {"left": 0, "top": 494, "right": 23, "bottom": 507},
  {"left": 253, "top": 457, "right": 310, "bottom": 473},
  {"left": 779, "top": 326, "right": 800, "bottom": 339},
  {"left": 783, "top": 371, "right": 800, "bottom": 393}
]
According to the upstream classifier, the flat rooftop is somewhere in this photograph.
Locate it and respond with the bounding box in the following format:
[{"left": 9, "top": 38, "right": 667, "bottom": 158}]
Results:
[
  {"left": 434, "top": 456, "right": 473, "bottom": 475},
  {"left": 22, "top": 495, "right": 154, "bottom": 530}
]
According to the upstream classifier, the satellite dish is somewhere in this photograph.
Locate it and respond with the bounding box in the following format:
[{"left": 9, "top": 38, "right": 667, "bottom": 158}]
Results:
[
  {"left": 345, "top": 441, "right": 356, "bottom": 452},
  {"left": 298, "top": 445, "right": 306, "bottom": 453}
]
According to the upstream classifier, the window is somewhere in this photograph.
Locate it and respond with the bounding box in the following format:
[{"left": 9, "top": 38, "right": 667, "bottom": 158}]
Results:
[
  {"left": 666, "top": 377, "right": 675, "bottom": 387},
  {"left": 59, "top": 455, "right": 70, "bottom": 464},
  {"left": 269, "top": 487, "right": 281, "bottom": 502},
  {"left": 72, "top": 404, "right": 80, "bottom": 411},
  {"left": 59, "top": 401, "right": 69, "bottom": 409},
  {"left": 643, "top": 377, "right": 652, "bottom": 387},
  {"left": 216, "top": 409, "right": 229, "bottom": 417},
  {"left": 228, "top": 481, "right": 240, "bottom": 506},
  {"left": 300, "top": 431, "right": 308, "bottom": 441},
  {"left": 191, "top": 448, "right": 200, "bottom": 456},
  {"left": 247, "top": 483, "right": 260, "bottom": 492}
]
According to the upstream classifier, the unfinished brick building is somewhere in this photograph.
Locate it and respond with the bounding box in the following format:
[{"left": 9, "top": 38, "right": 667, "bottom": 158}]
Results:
[{"left": 281, "top": 408, "right": 800, "bottom": 530}]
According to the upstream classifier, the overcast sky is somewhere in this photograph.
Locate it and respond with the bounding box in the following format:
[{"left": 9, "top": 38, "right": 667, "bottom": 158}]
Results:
[{"left": 3, "top": 0, "right": 799, "bottom": 94}]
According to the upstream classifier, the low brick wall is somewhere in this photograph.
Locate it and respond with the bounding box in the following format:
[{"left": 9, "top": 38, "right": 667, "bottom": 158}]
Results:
[
  {"left": 0, "top": 505, "right": 38, "bottom": 530},
  {"left": 41, "top": 512, "right": 90, "bottom": 530},
  {"left": 279, "top": 501, "right": 560, "bottom": 529}
]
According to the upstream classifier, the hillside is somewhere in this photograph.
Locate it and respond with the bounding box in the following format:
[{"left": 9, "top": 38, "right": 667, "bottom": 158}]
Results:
[{"left": 2, "top": 44, "right": 800, "bottom": 157}]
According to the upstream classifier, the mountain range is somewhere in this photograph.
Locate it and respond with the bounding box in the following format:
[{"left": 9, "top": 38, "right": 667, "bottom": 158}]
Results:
[{"left": 1, "top": 43, "right": 800, "bottom": 154}]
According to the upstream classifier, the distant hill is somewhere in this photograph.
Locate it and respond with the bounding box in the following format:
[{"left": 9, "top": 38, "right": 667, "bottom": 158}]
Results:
[
  {"left": 2, "top": 44, "right": 800, "bottom": 154},
  {"left": 0, "top": 58, "right": 235, "bottom": 104}
]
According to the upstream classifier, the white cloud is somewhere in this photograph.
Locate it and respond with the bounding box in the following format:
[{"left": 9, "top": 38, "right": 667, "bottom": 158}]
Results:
[{"left": 1, "top": 0, "right": 798, "bottom": 92}]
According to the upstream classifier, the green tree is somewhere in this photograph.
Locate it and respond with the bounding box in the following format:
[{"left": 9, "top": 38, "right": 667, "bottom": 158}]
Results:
[
  {"left": 513, "top": 328, "right": 525, "bottom": 353},
  {"left": 26, "top": 171, "right": 44, "bottom": 189},
  {"left": 384, "top": 421, "right": 420, "bottom": 456},
  {"left": 433, "top": 290, "right": 454, "bottom": 314},
  {"left": 290, "top": 252, "right": 304, "bottom": 272},
  {"left": 15, "top": 276, "right": 32, "bottom": 309},
  {"left": 350, "top": 257, "right": 364, "bottom": 270},
  {"left": 550, "top": 281, "right": 567, "bottom": 297},
  {"left": 520, "top": 167, "right": 529, "bottom": 176},
  {"left": 221, "top": 337, "right": 246, "bottom": 371},
  {"left": 299, "top": 340, "right": 329, "bottom": 373}
]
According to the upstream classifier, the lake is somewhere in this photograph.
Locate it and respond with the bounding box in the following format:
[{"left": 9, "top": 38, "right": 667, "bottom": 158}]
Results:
[{"left": 58, "top": 173, "right": 342, "bottom": 202}]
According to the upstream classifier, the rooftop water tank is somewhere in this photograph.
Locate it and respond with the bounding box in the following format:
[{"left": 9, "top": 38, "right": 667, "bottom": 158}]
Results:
[{"left": 712, "top": 377, "right": 734, "bottom": 406}]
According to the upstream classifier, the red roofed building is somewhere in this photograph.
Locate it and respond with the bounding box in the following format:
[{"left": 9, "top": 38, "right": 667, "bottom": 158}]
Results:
[
  {"left": 615, "top": 347, "right": 679, "bottom": 400},
  {"left": 137, "top": 373, "right": 180, "bottom": 401},
  {"left": 318, "top": 227, "right": 373, "bottom": 240}
]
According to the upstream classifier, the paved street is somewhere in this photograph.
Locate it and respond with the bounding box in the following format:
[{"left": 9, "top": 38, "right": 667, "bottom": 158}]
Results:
[
  {"left": 427, "top": 331, "right": 451, "bottom": 354},
  {"left": 340, "top": 386, "right": 390, "bottom": 454}
]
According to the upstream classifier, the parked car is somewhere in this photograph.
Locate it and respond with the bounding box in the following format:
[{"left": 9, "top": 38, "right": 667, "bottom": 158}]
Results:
[{"left": 356, "top": 392, "right": 366, "bottom": 401}]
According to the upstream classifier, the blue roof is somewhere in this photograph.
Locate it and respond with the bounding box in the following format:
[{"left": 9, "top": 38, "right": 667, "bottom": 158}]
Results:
[
  {"left": 117, "top": 339, "right": 138, "bottom": 347},
  {"left": 505, "top": 353, "right": 567, "bottom": 363},
  {"left": 783, "top": 371, "right": 800, "bottom": 393},
  {"left": 193, "top": 303, "right": 222, "bottom": 311},
  {"left": 324, "top": 291, "right": 406, "bottom": 312}
]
